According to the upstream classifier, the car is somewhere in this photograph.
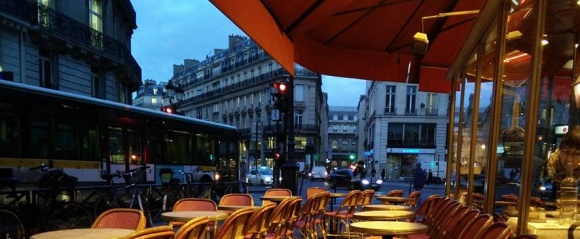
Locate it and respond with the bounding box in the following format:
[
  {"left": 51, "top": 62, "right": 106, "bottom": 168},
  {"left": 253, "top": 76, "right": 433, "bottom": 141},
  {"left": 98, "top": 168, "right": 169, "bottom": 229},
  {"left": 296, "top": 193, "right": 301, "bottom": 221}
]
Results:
[
  {"left": 246, "top": 167, "right": 273, "bottom": 186},
  {"left": 325, "top": 168, "right": 382, "bottom": 190},
  {"left": 309, "top": 166, "right": 328, "bottom": 181}
]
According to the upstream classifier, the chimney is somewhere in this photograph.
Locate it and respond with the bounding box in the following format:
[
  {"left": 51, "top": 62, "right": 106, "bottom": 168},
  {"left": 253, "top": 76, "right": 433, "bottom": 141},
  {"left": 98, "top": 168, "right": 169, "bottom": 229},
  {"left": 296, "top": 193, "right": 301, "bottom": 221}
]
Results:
[
  {"left": 184, "top": 59, "right": 199, "bottom": 68},
  {"left": 173, "top": 64, "right": 184, "bottom": 75}
]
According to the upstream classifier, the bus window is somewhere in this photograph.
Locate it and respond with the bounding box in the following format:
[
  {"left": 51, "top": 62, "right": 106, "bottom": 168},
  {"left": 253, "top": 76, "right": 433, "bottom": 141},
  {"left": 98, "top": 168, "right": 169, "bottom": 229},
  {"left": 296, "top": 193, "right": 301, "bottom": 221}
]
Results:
[
  {"left": 108, "top": 127, "right": 124, "bottom": 164},
  {"left": 127, "top": 128, "right": 142, "bottom": 165},
  {"left": 0, "top": 113, "right": 21, "bottom": 157}
]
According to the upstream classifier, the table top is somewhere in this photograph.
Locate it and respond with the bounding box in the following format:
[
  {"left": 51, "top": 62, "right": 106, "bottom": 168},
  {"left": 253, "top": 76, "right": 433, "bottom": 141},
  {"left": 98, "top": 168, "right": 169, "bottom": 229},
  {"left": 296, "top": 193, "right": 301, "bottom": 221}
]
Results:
[
  {"left": 329, "top": 193, "right": 347, "bottom": 198},
  {"left": 218, "top": 205, "right": 260, "bottom": 211},
  {"left": 364, "top": 205, "right": 412, "bottom": 211},
  {"left": 375, "top": 196, "right": 413, "bottom": 203},
  {"left": 31, "top": 228, "right": 135, "bottom": 239},
  {"left": 260, "top": 195, "right": 300, "bottom": 202},
  {"left": 350, "top": 221, "right": 428, "bottom": 236},
  {"left": 354, "top": 210, "right": 415, "bottom": 221},
  {"left": 507, "top": 217, "right": 580, "bottom": 239},
  {"left": 161, "top": 211, "right": 228, "bottom": 222}
]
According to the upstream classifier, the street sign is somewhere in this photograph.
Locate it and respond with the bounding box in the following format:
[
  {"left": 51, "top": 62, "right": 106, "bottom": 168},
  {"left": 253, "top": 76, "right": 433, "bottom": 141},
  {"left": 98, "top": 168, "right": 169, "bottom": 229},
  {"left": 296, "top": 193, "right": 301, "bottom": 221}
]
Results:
[{"left": 271, "top": 109, "right": 280, "bottom": 121}]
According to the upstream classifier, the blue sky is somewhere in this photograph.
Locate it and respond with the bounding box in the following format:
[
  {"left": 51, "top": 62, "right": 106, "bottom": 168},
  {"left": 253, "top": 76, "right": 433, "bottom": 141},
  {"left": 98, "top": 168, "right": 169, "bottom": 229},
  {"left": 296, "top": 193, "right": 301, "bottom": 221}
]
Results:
[{"left": 130, "top": 1, "right": 366, "bottom": 107}]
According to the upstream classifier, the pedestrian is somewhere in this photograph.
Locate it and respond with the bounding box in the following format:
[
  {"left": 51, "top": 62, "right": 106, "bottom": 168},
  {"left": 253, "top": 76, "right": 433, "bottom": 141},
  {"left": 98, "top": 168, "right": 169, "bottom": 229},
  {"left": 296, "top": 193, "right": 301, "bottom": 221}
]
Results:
[
  {"left": 427, "top": 169, "right": 433, "bottom": 185},
  {"left": 371, "top": 168, "right": 377, "bottom": 178},
  {"left": 239, "top": 161, "right": 247, "bottom": 193},
  {"left": 413, "top": 163, "right": 427, "bottom": 191},
  {"left": 380, "top": 168, "right": 386, "bottom": 180}
]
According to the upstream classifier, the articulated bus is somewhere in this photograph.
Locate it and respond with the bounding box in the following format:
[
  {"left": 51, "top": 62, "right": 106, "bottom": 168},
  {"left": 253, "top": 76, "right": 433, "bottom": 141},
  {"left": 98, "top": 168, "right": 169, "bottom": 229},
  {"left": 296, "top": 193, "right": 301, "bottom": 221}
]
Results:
[{"left": 0, "top": 80, "right": 239, "bottom": 188}]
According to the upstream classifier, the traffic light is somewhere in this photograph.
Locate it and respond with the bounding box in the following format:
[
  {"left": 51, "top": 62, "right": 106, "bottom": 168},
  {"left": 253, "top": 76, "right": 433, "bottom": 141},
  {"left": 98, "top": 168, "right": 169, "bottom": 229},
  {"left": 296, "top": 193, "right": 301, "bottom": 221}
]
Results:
[
  {"left": 161, "top": 105, "right": 174, "bottom": 114},
  {"left": 349, "top": 154, "right": 356, "bottom": 161},
  {"left": 270, "top": 79, "right": 291, "bottom": 112},
  {"left": 274, "top": 152, "right": 281, "bottom": 160}
]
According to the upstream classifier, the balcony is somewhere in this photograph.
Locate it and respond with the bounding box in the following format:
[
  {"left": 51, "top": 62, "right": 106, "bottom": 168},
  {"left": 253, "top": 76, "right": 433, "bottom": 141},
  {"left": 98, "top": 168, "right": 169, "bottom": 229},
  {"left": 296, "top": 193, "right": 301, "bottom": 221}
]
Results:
[
  {"left": 384, "top": 107, "right": 396, "bottom": 115},
  {"left": 7, "top": 3, "right": 141, "bottom": 90},
  {"left": 405, "top": 108, "right": 417, "bottom": 115},
  {"left": 425, "top": 108, "right": 438, "bottom": 116}
]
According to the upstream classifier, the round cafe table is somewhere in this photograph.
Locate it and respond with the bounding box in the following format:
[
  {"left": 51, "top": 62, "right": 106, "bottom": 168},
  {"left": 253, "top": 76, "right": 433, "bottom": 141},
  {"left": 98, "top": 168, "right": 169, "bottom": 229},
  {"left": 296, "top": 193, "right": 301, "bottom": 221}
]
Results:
[
  {"left": 376, "top": 196, "right": 413, "bottom": 205},
  {"left": 260, "top": 195, "right": 300, "bottom": 203},
  {"left": 218, "top": 205, "right": 260, "bottom": 211},
  {"left": 350, "top": 221, "right": 428, "bottom": 239},
  {"left": 354, "top": 210, "right": 415, "bottom": 221},
  {"left": 161, "top": 211, "right": 228, "bottom": 222},
  {"left": 328, "top": 193, "right": 347, "bottom": 211},
  {"left": 31, "top": 228, "right": 135, "bottom": 239},
  {"left": 364, "top": 204, "right": 412, "bottom": 211}
]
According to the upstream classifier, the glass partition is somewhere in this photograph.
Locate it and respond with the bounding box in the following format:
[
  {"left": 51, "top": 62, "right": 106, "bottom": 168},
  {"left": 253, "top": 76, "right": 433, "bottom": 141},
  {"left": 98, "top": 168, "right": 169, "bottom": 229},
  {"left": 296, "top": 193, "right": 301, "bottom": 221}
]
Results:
[{"left": 449, "top": 0, "right": 580, "bottom": 233}]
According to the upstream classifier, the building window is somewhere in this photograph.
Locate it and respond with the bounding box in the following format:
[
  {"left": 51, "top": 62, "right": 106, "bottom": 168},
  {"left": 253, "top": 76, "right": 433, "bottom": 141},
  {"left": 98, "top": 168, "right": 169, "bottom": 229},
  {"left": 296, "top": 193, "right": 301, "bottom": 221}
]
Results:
[
  {"left": 385, "top": 86, "right": 396, "bottom": 114},
  {"left": 426, "top": 93, "right": 438, "bottom": 115},
  {"left": 117, "top": 82, "right": 127, "bottom": 104},
  {"left": 387, "top": 123, "right": 436, "bottom": 147},
  {"left": 343, "top": 114, "right": 349, "bottom": 121},
  {"left": 333, "top": 114, "right": 338, "bottom": 120},
  {"left": 151, "top": 98, "right": 158, "bottom": 104},
  {"left": 406, "top": 86, "right": 417, "bottom": 114},
  {"left": 89, "top": 0, "right": 103, "bottom": 48},
  {"left": 295, "top": 85, "right": 304, "bottom": 101},
  {"left": 294, "top": 110, "right": 303, "bottom": 129},
  {"left": 38, "top": 56, "right": 52, "bottom": 89},
  {"left": 333, "top": 125, "right": 338, "bottom": 132},
  {"left": 91, "top": 68, "right": 102, "bottom": 98},
  {"left": 343, "top": 125, "right": 348, "bottom": 132}
]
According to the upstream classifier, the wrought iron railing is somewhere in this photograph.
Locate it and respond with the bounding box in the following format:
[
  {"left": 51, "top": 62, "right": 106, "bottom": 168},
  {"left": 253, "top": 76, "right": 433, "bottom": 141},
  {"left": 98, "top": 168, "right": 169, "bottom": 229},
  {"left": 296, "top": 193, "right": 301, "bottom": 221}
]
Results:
[{"left": 4, "top": 3, "right": 141, "bottom": 82}]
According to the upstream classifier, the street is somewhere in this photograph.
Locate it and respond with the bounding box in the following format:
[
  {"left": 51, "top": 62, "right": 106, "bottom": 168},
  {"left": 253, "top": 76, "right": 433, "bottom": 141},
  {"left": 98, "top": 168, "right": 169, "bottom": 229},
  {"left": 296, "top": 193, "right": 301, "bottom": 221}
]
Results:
[{"left": 247, "top": 178, "right": 446, "bottom": 206}]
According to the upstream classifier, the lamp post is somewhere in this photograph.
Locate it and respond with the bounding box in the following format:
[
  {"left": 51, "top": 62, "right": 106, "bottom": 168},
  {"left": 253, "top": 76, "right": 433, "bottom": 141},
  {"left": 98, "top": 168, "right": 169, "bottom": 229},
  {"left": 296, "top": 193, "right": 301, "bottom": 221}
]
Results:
[{"left": 255, "top": 118, "right": 260, "bottom": 169}]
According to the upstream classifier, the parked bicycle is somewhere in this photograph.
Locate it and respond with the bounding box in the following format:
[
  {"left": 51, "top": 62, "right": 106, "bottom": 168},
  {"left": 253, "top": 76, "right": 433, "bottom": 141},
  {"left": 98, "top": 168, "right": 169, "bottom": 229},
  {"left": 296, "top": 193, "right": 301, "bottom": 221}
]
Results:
[
  {"left": 0, "top": 164, "right": 92, "bottom": 238},
  {"left": 91, "top": 166, "right": 155, "bottom": 226}
]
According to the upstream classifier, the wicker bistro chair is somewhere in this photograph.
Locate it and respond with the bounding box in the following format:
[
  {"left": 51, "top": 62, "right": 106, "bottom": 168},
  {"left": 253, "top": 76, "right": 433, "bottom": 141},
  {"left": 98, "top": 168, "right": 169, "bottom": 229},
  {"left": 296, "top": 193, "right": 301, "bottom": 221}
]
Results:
[
  {"left": 265, "top": 197, "right": 295, "bottom": 239},
  {"left": 263, "top": 188, "right": 292, "bottom": 205},
  {"left": 215, "top": 207, "right": 255, "bottom": 239},
  {"left": 474, "top": 221, "right": 512, "bottom": 239},
  {"left": 293, "top": 192, "right": 323, "bottom": 239},
  {"left": 92, "top": 208, "right": 146, "bottom": 230},
  {"left": 244, "top": 203, "right": 277, "bottom": 239},
  {"left": 408, "top": 194, "right": 440, "bottom": 223},
  {"left": 429, "top": 205, "right": 469, "bottom": 239},
  {"left": 357, "top": 189, "right": 375, "bottom": 211},
  {"left": 443, "top": 208, "right": 480, "bottom": 239},
  {"left": 386, "top": 189, "right": 404, "bottom": 197},
  {"left": 306, "top": 187, "right": 328, "bottom": 199},
  {"left": 323, "top": 190, "right": 361, "bottom": 238},
  {"left": 312, "top": 191, "right": 331, "bottom": 239},
  {"left": 174, "top": 216, "right": 212, "bottom": 239},
  {"left": 456, "top": 213, "right": 494, "bottom": 239},
  {"left": 404, "top": 191, "right": 421, "bottom": 209},
  {"left": 170, "top": 198, "right": 217, "bottom": 227},
  {"left": 280, "top": 197, "right": 304, "bottom": 239},
  {"left": 122, "top": 225, "right": 174, "bottom": 239}
]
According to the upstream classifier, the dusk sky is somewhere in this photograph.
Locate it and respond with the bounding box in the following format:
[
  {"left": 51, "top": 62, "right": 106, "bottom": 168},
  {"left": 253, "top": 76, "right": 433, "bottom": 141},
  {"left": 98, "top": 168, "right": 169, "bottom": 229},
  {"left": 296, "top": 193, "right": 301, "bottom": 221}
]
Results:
[{"left": 130, "top": 1, "right": 366, "bottom": 107}]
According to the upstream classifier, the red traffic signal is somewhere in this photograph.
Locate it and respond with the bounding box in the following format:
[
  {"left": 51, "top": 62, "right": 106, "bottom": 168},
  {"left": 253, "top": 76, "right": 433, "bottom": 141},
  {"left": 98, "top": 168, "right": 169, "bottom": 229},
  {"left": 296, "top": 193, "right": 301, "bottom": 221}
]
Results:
[
  {"left": 274, "top": 152, "right": 281, "bottom": 160},
  {"left": 271, "top": 79, "right": 289, "bottom": 96},
  {"left": 271, "top": 79, "right": 291, "bottom": 112},
  {"left": 161, "top": 106, "right": 174, "bottom": 114}
]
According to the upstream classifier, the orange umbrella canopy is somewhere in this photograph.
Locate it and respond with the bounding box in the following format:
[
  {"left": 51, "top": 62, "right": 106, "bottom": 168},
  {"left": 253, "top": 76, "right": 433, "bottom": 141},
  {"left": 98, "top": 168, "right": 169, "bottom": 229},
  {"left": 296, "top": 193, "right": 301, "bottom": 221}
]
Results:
[{"left": 210, "top": 0, "right": 487, "bottom": 93}]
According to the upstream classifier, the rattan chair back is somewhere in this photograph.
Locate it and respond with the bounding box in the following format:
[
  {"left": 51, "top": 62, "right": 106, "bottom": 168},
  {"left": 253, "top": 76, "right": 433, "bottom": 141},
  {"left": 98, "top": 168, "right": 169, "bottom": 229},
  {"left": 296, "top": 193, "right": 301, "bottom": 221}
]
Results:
[
  {"left": 92, "top": 208, "right": 146, "bottom": 230},
  {"left": 174, "top": 216, "right": 211, "bottom": 239}
]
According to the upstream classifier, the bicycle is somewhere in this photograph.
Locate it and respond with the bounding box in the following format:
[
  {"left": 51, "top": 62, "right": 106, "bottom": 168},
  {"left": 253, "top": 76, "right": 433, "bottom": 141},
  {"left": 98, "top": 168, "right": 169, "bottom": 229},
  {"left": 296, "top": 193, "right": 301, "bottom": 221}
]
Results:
[
  {"left": 92, "top": 166, "right": 155, "bottom": 227},
  {"left": 0, "top": 164, "right": 92, "bottom": 238}
]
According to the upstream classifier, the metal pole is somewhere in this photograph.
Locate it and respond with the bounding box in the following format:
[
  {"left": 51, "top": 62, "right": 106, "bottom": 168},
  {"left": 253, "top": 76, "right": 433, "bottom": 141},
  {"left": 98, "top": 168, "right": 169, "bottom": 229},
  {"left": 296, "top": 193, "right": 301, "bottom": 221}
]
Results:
[
  {"left": 437, "top": 154, "right": 440, "bottom": 178},
  {"left": 255, "top": 118, "right": 259, "bottom": 169}
]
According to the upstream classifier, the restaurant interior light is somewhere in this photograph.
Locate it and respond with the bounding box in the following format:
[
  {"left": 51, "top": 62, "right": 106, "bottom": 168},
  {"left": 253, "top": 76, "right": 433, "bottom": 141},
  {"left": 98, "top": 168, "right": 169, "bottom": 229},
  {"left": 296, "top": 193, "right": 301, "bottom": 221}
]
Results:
[{"left": 413, "top": 10, "right": 480, "bottom": 55}]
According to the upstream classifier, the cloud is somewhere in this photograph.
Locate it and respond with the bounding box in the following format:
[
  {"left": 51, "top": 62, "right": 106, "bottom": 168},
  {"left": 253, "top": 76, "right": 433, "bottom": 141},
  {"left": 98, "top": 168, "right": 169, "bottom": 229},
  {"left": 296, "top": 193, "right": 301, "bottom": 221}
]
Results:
[{"left": 132, "top": 1, "right": 366, "bottom": 106}]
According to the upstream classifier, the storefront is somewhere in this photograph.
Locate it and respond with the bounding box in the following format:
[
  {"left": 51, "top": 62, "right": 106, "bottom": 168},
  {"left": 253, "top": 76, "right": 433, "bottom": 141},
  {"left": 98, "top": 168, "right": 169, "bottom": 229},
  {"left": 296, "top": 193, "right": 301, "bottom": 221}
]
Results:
[{"left": 446, "top": 0, "right": 579, "bottom": 234}]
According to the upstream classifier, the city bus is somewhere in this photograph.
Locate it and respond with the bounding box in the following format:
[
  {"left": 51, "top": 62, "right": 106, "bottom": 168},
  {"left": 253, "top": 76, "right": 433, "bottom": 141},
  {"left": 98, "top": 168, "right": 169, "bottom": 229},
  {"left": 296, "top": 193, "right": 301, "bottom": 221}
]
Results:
[{"left": 0, "top": 79, "right": 239, "bottom": 187}]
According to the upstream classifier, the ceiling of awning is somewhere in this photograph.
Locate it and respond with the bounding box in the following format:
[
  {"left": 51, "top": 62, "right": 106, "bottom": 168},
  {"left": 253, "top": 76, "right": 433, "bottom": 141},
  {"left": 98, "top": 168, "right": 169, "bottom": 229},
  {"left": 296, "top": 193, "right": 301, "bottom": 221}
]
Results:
[{"left": 210, "top": 0, "right": 487, "bottom": 93}]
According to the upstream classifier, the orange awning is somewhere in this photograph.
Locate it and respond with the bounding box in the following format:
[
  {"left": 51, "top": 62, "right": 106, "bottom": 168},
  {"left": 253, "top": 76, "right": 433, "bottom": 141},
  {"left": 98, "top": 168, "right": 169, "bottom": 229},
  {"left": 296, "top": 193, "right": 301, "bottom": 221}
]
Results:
[{"left": 210, "top": 0, "right": 487, "bottom": 93}]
